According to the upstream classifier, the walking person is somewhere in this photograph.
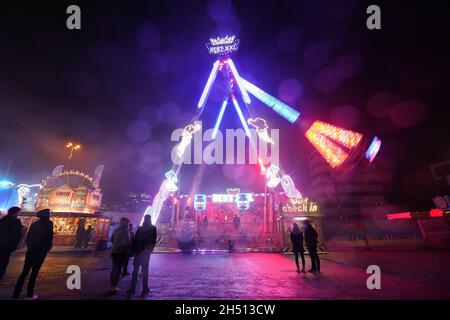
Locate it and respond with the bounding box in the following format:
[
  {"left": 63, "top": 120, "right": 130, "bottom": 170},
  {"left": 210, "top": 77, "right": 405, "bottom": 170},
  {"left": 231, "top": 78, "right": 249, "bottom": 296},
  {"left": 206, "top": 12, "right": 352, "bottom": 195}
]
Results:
[
  {"left": 304, "top": 220, "right": 320, "bottom": 273},
  {"left": 83, "top": 225, "right": 93, "bottom": 249},
  {"left": 108, "top": 217, "right": 131, "bottom": 294},
  {"left": 75, "top": 219, "right": 85, "bottom": 248},
  {"left": 127, "top": 215, "right": 157, "bottom": 296},
  {"left": 122, "top": 223, "right": 135, "bottom": 277},
  {"left": 12, "top": 209, "right": 53, "bottom": 299},
  {"left": 290, "top": 223, "right": 305, "bottom": 273},
  {"left": 233, "top": 215, "right": 240, "bottom": 232},
  {"left": 0, "top": 207, "right": 23, "bottom": 281},
  {"left": 203, "top": 215, "right": 208, "bottom": 233}
]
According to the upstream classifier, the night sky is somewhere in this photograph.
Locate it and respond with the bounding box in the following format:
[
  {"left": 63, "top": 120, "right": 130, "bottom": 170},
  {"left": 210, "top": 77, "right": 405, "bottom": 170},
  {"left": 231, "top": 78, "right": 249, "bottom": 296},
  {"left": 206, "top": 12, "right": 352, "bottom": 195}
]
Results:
[{"left": 0, "top": 0, "right": 449, "bottom": 209}]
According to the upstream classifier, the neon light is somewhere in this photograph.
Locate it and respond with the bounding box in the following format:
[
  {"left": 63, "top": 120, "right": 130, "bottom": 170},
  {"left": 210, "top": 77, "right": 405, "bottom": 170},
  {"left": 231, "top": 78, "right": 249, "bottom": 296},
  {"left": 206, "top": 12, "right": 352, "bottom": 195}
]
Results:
[
  {"left": 143, "top": 170, "right": 179, "bottom": 225},
  {"left": 206, "top": 35, "right": 239, "bottom": 55},
  {"left": 198, "top": 60, "right": 220, "bottom": 108},
  {"left": 231, "top": 95, "right": 252, "bottom": 137},
  {"left": 227, "top": 59, "right": 251, "bottom": 104},
  {"left": 212, "top": 194, "right": 235, "bottom": 203},
  {"left": 0, "top": 180, "right": 14, "bottom": 189},
  {"left": 366, "top": 136, "right": 382, "bottom": 162},
  {"left": 241, "top": 78, "right": 301, "bottom": 123},
  {"left": 258, "top": 157, "right": 267, "bottom": 175},
  {"left": 212, "top": 99, "right": 228, "bottom": 139},
  {"left": 305, "top": 127, "right": 348, "bottom": 168},
  {"left": 194, "top": 194, "right": 207, "bottom": 211},
  {"left": 308, "top": 121, "right": 363, "bottom": 149},
  {"left": 282, "top": 197, "right": 318, "bottom": 214},
  {"left": 248, "top": 117, "right": 275, "bottom": 145},
  {"left": 266, "top": 164, "right": 281, "bottom": 188},
  {"left": 429, "top": 208, "right": 444, "bottom": 217},
  {"left": 235, "top": 193, "right": 254, "bottom": 211},
  {"left": 176, "top": 122, "right": 202, "bottom": 158},
  {"left": 387, "top": 212, "right": 412, "bottom": 220},
  {"left": 281, "top": 174, "right": 302, "bottom": 201},
  {"left": 164, "top": 170, "right": 178, "bottom": 192}
]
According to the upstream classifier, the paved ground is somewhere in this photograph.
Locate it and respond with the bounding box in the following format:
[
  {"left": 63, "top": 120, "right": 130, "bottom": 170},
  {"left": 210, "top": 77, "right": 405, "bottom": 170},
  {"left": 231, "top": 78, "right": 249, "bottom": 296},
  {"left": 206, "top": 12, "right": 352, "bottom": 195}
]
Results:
[{"left": 1, "top": 250, "right": 449, "bottom": 300}]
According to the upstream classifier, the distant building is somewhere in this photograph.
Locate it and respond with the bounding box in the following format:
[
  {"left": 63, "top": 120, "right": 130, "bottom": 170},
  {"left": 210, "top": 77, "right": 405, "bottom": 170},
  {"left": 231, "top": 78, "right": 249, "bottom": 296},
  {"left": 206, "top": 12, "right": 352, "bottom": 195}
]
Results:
[{"left": 307, "top": 150, "right": 387, "bottom": 218}]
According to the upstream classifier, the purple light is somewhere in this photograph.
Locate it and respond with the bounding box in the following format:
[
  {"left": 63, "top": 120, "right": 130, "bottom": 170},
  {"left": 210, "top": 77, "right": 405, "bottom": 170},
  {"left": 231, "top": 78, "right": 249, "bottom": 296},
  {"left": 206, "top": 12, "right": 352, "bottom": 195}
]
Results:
[
  {"left": 212, "top": 98, "right": 228, "bottom": 139},
  {"left": 365, "top": 136, "right": 382, "bottom": 162},
  {"left": 241, "top": 78, "right": 301, "bottom": 123},
  {"left": 227, "top": 59, "right": 251, "bottom": 104},
  {"left": 231, "top": 95, "right": 252, "bottom": 137},
  {"left": 198, "top": 60, "right": 220, "bottom": 109}
]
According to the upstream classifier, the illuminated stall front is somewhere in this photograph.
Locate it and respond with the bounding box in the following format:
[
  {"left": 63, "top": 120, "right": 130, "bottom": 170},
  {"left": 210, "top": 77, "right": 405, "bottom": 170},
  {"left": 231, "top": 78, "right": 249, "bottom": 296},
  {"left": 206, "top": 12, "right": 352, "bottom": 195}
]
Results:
[
  {"left": 274, "top": 194, "right": 324, "bottom": 249},
  {"left": 19, "top": 166, "right": 111, "bottom": 248}
]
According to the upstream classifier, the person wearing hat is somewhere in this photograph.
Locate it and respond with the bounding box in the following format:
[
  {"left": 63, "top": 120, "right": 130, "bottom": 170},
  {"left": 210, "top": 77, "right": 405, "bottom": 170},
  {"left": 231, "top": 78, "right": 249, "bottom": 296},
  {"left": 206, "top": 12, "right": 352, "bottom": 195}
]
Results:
[
  {"left": 0, "top": 206, "right": 23, "bottom": 281},
  {"left": 12, "top": 208, "right": 53, "bottom": 300}
]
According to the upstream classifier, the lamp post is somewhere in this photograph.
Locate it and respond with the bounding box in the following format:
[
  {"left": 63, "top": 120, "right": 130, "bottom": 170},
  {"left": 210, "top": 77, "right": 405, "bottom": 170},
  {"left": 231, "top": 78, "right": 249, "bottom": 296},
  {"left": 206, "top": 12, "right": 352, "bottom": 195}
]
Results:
[{"left": 66, "top": 142, "right": 81, "bottom": 160}]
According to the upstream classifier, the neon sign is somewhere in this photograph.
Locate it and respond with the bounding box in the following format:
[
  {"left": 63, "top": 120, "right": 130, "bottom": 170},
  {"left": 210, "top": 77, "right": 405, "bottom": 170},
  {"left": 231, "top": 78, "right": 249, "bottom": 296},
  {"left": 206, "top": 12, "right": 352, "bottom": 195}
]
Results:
[
  {"left": 266, "top": 164, "right": 281, "bottom": 188},
  {"left": 212, "top": 194, "right": 235, "bottom": 203},
  {"left": 281, "top": 197, "right": 318, "bottom": 214},
  {"left": 206, "top": 35, "right": 239, "bottom": 55},
  {"left": 194, "top": 194, "right": 207, "bottom": 211},
  {"left": 235, "top": 193, "right": 253, "bottom": 211}
]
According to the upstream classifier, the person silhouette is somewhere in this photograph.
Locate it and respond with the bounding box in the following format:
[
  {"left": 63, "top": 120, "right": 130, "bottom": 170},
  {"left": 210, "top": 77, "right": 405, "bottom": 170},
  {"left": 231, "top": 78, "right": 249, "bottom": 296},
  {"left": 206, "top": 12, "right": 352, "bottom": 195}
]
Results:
[
  {"left": 127, "top": 215, "right": 157, "bottom": 296},
  {"left": 304, "top": 220, "right": 320, "bottom": 273},
  {"left": 290, "top": 223, "right": 305, "bottom": 273},
  {"left": 0, "top": 207, "right": 23, "bottom": 281},
  {"left": 12, "top": 209, "right": 53, "bottom": 299}
]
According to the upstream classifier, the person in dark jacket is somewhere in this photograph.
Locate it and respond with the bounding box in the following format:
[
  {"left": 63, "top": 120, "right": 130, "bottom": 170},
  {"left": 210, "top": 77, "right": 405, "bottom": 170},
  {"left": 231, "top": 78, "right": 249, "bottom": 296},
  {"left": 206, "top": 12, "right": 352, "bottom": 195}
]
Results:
[
  {"left": 12, "top": 209, "right": 53, "bottom": 299},
  {"left": 83, "top": 225, "right": 93, "bottom": 249},
  {"left": 108, "top": 217, "right": 131, "bottom": 294},
  {"left": 74, "top": 219, "right": 85, "bottom": 248},
  {"left": 127, "top": 215, "right": 157, "bottom": 296},
  {"left": 304, "top": 220, "right": 320, "bottom": 273},
  {"left": 122, "top": 223, "right": 134, "bottom": 276},
  {"left": 290, "top": 223, "right": 305, "bottom": 273},
  {"left": 0, "top": 207, "right": 23, "bottom": 281}
]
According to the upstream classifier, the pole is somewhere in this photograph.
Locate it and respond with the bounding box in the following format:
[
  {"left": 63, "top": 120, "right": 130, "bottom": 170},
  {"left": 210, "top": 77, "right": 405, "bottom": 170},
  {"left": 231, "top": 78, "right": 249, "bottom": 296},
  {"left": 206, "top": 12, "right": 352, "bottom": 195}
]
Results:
[{"left": 264, "top": 183, "right": 267, "bottom": 234}]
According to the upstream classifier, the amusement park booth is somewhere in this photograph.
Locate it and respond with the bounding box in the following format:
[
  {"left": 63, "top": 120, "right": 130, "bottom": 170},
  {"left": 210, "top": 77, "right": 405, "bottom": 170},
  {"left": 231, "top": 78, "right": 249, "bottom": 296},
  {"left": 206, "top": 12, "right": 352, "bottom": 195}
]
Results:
[{"left": 18, "top": 167, "right": 111, "bottom": 248}]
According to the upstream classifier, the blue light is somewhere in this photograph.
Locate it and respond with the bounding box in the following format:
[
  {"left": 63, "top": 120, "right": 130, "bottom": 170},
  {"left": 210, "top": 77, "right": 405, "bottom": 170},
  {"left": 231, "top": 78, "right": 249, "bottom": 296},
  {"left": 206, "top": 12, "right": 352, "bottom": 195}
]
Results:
[
  {"left": 194, "top": 194, "right": 207, "bottom": 211},
  {"left": 212, "top": 99, "right": 228, "bottom": 140},
  {"left": 235, "top": 193, "right": 253, "bottom": 211},
  {"left": 365, "top": 136, "right": 382, "bottom": 162},
  {"left": 231, "top": 95, "right": 252, "bottom": 137},
  {"left": 241, "top": 78, "right": 301, "bottom": 123},
  {"left": 198, "top": 60, "right": 220, "bottom": 109},
  {"left": 227, "top": 59, "right": 251, "bottom": 104},
  {"left": 0, "top": 180, "right": 14, "bottom": 189}
]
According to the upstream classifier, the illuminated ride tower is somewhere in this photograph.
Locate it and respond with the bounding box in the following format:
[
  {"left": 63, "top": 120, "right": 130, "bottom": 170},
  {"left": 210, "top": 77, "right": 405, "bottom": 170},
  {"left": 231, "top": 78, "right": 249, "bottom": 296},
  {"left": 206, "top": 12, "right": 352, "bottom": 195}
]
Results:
[{"left": 142, "top": 35, "right": 382, "bottom": 230}]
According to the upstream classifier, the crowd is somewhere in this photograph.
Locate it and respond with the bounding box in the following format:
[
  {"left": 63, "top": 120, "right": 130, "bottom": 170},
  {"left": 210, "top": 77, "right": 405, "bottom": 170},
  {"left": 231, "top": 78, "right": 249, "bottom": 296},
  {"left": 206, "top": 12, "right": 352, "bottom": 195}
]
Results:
[
  {"left": 0, "top": 206, "right": 158, "bottom": 299},
  {"left": 1, "top": 205, "right": 321, "bottom": 299}
]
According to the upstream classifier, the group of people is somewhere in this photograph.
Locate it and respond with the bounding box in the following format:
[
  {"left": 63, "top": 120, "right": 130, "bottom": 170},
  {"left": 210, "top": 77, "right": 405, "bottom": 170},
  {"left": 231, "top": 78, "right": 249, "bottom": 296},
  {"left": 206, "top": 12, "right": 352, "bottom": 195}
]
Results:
[
  {"left": 108, "top": 215, "right": 157, "bottom": 296},
  {"left": 1, "top": 205, "right": 320, "bottom": 299},
  {"left": 0, "top": 207, "right": 53, "bottom": 299},
  {"left": 289, "top": 220, "right": 321, "bottom": 273},
  {"left": 74, "top": 222, "right": 93, "bottom": 249}
]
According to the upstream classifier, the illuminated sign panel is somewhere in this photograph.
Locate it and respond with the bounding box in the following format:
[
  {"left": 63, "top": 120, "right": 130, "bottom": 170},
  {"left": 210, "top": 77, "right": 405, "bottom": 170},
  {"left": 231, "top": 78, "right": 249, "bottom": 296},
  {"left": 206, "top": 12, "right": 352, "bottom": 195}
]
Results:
[
  {"left": 206, "top": 35, "right": 239, "bottom": 55},
  {"left": 212, "top": 194, "right": 235, "bottom": 203},
  {"left": 281, "top": 197, "right": 318, "bottom": 214}
]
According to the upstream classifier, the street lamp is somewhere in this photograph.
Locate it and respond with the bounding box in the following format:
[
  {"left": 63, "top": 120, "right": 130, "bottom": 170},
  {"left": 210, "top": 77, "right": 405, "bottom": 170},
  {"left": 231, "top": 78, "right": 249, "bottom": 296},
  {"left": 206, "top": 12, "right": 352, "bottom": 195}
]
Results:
[{"left": 66, "top": 142, "right": 81, "bottom": 159}]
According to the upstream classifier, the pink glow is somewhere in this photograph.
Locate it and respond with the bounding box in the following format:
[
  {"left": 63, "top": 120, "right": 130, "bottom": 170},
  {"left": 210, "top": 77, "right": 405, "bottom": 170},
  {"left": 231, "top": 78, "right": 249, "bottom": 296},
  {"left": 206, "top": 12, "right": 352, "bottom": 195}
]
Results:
[{"left": 387, "top": 212, "right": 412, "bottom": 220}]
